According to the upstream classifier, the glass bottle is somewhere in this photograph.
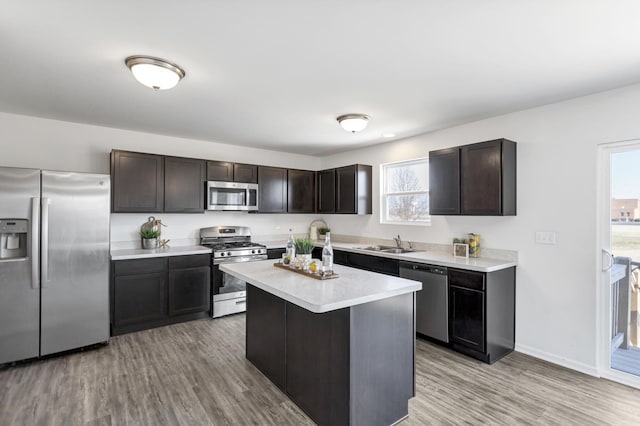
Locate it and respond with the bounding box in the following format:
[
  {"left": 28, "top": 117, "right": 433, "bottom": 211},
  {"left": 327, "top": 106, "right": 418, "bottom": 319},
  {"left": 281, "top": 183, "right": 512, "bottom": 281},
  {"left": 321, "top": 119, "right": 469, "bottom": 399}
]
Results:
[
  {"left": 322, "top": 232, "right": 333, "bottom": 274},
  {"left": 286, "top": 228, "right": 296, "bottom": 262}
]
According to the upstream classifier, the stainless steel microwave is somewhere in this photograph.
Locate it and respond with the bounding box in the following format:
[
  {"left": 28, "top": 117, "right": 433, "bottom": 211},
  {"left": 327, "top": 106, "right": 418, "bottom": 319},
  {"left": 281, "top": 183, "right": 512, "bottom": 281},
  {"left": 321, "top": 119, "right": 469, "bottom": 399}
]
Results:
[{"left": 207, "top": 181, "right": 258, "bottom": 211}]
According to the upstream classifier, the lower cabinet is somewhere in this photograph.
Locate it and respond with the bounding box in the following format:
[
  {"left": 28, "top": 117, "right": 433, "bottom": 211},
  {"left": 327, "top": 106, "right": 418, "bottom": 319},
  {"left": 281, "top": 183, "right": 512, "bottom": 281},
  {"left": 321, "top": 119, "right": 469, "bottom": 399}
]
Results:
[
  {"left": 111, "top": 254, "right": 211, "bottom": 335},
  {"left": 448, "top": 267, "right": 515, "bottom": 364}
]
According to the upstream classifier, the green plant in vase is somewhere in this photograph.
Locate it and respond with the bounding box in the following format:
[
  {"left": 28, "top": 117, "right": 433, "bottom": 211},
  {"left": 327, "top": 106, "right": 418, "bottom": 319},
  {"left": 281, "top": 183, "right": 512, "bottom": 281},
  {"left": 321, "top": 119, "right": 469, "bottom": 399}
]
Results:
[
  {"left": 294, "top": 237, "right": 315, "bottom": 255},
  {"left": 317, "top": 227, "right": 331, "bottom": 236},
  {"left": 140, "top": 229, "right": 160, "bottom": 249}
]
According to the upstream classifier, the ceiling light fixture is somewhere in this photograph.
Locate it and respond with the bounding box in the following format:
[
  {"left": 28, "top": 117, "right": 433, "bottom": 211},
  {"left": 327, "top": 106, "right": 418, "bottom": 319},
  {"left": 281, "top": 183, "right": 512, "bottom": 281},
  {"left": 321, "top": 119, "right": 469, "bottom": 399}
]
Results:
[
  {"left": 125, "top": 56, "right": 185, "bottom": 90},
  {"left": 337, "top": 114, "right": 370, "bottom": 133}
]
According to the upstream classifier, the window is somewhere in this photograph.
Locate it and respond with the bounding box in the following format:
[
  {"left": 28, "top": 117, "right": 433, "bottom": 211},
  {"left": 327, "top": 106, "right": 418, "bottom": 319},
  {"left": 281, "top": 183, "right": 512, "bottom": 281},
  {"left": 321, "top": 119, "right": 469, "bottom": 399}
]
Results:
[{"left": 381, "top": 158, "right": 429, "bottom": 224}]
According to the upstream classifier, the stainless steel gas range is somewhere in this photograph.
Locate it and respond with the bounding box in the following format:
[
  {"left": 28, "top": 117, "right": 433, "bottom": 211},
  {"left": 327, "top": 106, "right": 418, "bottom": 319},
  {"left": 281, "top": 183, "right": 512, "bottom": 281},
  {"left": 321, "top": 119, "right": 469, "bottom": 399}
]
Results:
[{"left": 200, "top": 226, "right": 267, "bottom": 318}]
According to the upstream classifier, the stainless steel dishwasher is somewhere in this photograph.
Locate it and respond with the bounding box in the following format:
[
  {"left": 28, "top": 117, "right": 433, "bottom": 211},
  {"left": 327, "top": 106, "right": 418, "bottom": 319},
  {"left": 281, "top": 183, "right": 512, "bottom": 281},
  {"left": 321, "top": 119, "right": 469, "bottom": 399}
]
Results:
[{"left": 399, "top": 261, "right": 449, "bottom": 343}]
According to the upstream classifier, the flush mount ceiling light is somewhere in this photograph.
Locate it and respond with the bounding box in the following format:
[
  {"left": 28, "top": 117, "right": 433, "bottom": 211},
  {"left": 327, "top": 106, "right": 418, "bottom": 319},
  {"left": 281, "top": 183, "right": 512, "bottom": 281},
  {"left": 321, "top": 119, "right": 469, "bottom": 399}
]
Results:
[
  {"left": 337, "top": 114, "right": 370, "bottom": 133},
  {"left": 125, "top": 56, "right": 185, "bottom": 90}
]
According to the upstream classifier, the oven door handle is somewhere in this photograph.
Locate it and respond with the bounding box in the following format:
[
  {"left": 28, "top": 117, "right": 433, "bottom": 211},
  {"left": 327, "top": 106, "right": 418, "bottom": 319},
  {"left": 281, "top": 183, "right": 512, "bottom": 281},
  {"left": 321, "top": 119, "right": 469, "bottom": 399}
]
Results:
[{"left": 213, "top": 256, "right": 268, "bottom": 265}]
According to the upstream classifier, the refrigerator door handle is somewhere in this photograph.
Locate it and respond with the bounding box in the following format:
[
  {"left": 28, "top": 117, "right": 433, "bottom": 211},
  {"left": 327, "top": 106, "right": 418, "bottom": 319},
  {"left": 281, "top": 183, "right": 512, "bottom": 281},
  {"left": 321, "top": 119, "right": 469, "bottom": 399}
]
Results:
[
  {"left": 41, "top": 197, "right": 50, "bottom": 287},
  {"left": 31, "top": 197, "right": 40, "bottom": 289}
]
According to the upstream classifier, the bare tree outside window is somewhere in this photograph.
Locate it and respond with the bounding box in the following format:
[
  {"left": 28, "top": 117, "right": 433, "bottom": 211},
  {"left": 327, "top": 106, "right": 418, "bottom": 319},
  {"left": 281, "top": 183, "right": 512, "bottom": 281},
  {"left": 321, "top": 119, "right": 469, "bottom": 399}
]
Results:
[{"left": 381, "top": 159, "right": 430, "bottom": 223}]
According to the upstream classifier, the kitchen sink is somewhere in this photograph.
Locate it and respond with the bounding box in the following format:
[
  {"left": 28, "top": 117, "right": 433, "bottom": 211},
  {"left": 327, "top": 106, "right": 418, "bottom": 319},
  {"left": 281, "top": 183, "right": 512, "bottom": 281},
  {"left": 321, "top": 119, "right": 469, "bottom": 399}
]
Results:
[
  {"left": 355, "top": 246, "right": 421, "bottom": 254},
  {"left": 357, "top": 245, "right": 397, "bottom": 251}
]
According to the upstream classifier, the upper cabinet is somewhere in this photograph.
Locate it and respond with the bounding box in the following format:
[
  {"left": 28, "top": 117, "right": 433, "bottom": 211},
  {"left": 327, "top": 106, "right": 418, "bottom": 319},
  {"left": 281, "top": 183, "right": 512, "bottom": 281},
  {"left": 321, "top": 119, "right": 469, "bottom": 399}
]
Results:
[
  {"left": 317, "top": 169, "right": 336, "bottom": 213},
  {"left": 287, "top": 169, "right": 315, "bottom": 213},
  {"left": 207, "top": 161, "right": 258, "bottom": 183},
  {"left": 111, "top": 151, "right": 164, "bottom": 213},
  {"left": 428, "top": 148, "right": 460, "bottom": 215},
  {"left": 111, "top": 150, "right": 204, "bottom": 213},
  {"left": 234, "top": 163, "right": 258, "bottom": 184},
  {"left": 164, "top": 156, "right": 206, "bottom": 213},
  {"left": 258, "top": 166, "right": 288, "bottom": 213},
  {"left": 429, "top": 139, "right": 516, "bottom": 216},
  {"left": 336, "top": 164, "right": 372, "bottom": 214},
  {"left": 206, "top": 161, "right": 234, "bottom": 182}
]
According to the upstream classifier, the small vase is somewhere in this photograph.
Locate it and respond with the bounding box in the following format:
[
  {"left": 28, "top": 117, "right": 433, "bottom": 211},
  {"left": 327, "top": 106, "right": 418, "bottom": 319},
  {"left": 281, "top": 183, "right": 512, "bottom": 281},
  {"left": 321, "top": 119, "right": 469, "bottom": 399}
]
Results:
[
  {"left": 295, "top": 254, "right": 312, "bottom": 269},
  {"left": 142, "top": 238, "right": 157, "bottom": 249}
]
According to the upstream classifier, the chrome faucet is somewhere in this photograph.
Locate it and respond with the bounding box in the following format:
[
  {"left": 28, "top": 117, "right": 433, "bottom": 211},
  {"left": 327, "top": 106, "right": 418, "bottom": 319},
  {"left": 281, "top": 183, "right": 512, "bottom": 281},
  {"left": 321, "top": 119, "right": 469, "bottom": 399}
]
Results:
[{"left": 393, "top": 235, "right": 402, "bottom": 249}]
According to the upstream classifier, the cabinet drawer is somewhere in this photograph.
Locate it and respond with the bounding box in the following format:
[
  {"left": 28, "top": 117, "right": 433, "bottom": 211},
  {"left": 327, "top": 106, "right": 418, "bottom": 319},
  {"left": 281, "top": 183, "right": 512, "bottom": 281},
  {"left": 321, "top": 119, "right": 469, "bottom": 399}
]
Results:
[
  {"left": 114, "top": 258, "right": 166, "bottom": 276},
  {"left": 168, "top": 254, "right": 211, "bottom": 269},
  {"left": 448, "top": 269, "right": 485, "bottom": 291}
]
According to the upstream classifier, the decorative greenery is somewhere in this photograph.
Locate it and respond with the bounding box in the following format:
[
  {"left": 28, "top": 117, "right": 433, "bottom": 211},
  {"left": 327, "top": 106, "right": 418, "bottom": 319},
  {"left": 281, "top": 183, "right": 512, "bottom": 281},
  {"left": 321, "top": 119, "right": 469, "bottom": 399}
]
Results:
[
  {"left": 318, "top": 227, "right": 331, "bottom": 236},
  {"left": 140, "top": 229, "right": 160, "bottom": 239},
  {"left": 294, "top": 237, "right": 315, "bottom": 255}
]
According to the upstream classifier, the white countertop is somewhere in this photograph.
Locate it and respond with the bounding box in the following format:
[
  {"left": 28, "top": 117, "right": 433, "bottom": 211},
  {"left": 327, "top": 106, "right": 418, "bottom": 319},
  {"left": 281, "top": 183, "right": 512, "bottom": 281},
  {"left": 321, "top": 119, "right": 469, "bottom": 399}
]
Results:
[
  {"left": 220, "top": 260, "right": 422, "bottom": 313},
  {"left": 111, "top": 245, "right": 211, "bottom": 260},
  {"left": 331, "top": 243, "right": 516, "bottom": 273},
  {"left": 257, "top": 240, "right": 515, "bottom": 272}
]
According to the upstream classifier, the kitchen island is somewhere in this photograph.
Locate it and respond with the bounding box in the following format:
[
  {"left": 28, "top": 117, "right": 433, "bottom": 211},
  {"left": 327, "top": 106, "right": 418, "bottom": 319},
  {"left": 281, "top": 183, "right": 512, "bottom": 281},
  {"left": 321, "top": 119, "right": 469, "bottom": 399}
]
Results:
[{"left": 220, "top": 260, "right": 422, "bottom": 426}]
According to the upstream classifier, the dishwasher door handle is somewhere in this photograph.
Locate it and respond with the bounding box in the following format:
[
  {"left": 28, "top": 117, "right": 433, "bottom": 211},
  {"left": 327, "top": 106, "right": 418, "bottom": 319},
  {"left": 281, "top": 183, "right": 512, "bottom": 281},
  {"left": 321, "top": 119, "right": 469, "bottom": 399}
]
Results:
[{"left": 401, "top": 264, "right": 446, "bottom": 275}]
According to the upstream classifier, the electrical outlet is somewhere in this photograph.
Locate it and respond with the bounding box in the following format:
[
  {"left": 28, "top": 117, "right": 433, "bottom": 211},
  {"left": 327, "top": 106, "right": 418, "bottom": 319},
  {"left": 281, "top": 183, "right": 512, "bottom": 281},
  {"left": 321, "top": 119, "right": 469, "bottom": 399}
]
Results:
[{"left": 535, "top": 231, "right": 557, "bottom": 245}]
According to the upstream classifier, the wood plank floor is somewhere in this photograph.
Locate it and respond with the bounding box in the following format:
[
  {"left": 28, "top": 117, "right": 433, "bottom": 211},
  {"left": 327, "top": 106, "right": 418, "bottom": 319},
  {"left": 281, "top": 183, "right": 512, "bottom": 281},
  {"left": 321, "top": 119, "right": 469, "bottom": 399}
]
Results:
[{"left": 1, "top": 315, "right": 640, "bottom": 425}]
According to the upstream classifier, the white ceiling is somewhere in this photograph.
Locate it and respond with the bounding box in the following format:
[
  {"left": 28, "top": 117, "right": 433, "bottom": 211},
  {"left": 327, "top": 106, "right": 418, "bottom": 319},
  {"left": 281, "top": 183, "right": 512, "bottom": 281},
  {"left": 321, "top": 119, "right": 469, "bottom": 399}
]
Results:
[{"left": 2, "top": 1, "right": 640, "bottom": 155}]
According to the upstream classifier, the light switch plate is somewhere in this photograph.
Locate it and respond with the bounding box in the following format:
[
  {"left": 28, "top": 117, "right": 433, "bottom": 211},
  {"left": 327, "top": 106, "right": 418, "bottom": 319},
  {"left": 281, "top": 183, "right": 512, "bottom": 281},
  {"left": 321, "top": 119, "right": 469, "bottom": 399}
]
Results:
[{"left": 535, "top": 231, "right": 557, "bottom": 245}]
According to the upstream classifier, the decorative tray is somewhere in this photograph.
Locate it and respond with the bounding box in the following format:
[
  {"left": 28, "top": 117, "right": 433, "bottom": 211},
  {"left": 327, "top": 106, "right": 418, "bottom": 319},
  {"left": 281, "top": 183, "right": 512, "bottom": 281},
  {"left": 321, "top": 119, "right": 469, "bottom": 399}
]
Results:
[{"left": 273, "top": 262, "right": 339, "bottom": 280}]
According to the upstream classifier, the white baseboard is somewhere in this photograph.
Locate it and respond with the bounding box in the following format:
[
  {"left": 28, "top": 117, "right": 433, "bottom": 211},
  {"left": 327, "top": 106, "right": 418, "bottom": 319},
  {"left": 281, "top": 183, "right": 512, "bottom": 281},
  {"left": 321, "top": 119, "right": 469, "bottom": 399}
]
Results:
[{"left": 515, "top": 343, "right": 600, "bottom": 377}]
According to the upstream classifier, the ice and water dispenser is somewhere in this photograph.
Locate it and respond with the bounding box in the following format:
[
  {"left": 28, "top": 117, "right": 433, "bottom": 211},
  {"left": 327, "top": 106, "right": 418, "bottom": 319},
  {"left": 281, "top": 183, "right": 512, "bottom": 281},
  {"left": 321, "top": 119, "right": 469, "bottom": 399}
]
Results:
[{"left": 0, "top": 219, "right": 28, "bottom": 260}]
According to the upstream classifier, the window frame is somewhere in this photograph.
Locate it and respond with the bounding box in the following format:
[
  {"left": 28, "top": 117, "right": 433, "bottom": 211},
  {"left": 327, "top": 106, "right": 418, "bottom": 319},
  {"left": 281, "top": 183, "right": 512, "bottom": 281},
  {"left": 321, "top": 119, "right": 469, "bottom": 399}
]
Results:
[{"left": 380, "top": 157, "right": 431, "bottom": 226}]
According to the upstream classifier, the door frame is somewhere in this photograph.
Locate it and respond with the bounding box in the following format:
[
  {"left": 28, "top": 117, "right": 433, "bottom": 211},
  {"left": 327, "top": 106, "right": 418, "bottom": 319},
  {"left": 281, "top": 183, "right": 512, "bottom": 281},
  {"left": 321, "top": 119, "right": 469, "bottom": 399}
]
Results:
[{"left": 597, "top": 139, "right": 640, "bottom": 389}]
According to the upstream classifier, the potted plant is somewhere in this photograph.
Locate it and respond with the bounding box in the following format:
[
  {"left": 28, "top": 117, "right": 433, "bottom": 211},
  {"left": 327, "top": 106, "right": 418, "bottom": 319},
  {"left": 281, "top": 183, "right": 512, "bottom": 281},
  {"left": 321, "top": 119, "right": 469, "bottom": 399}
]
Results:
[
  {"left": 317, "top": 227, "right": 331, "bottom": 237},
  {"left": 294, "top": 237, "right": 315, "bottom": 265},
  {"left": 140, "top": 229, "right": 160, "bottom": 249}
]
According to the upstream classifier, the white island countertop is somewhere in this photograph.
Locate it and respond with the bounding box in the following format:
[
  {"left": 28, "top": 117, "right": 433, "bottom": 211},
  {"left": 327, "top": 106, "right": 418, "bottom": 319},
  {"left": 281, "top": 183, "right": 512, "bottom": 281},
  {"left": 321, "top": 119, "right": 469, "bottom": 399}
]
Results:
[
  {"left": 111, "top": 245, "right": 211, "bottom": 261},
  {"left": 220, "top": 260, "right": 422, "bottom": 313}
]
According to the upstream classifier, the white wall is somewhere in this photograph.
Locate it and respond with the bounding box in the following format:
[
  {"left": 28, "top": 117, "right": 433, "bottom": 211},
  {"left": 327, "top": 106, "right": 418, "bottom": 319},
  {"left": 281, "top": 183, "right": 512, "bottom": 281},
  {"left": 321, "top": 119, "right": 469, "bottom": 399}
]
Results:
[
  {"left": 0, "top": 112, "right": 322, "bottom": 242},
  {"left": 321, "top": 83, "right": 640, "bottom": 374},
  {"left": 3, "top": 82, "right": 640, "bottom": 374}
]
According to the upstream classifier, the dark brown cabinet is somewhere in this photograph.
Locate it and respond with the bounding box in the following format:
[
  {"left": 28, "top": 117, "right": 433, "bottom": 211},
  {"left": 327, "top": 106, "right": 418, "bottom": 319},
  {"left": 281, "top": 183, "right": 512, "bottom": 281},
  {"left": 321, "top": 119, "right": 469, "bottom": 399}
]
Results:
[
  {"left": 206, "top": 160, "right": 234, "bottom": 182},
  {"left": 167, "top": 255, "right": 211, "bottom": 317},
  {"left": 234, "top": 163, "right": 258, "bottom": 183},
  {"left": 207, "top": 161, "right": 258, "bottom": 183},
  {"left": 287, "top": 169, "right": 315, "bottom": 213},
  {"left": 428, "top": 139, "right": 516, "bottom": 216},
  {"left": 258, "top": 166, "right": 287, "bottom": 213},
  {"left": 112, "top": 259, "right": 167, "bottom": 331},
  {"left": 111, "top": 151, "right": 164, "bottom": 213},
  {"left": 317, "top": 169, "right": 336, "bottom": 213},
  {"left": 165, "top": 156, "right": 206, "bottom": 213},
  {"left": 335, "top": 164, "right": 372, "bottom": 214},
  {"left": 448, "top": 267, "right": 515, "bottom": 364},
  {"left": 111, "top": 150, "right": 205, "bottom": 213},
  {"left": 111, "top": 255, "right": 211, "bottom": 336},
  {"left": 428, "top": 148, "right": 460, "bottom": 215}
]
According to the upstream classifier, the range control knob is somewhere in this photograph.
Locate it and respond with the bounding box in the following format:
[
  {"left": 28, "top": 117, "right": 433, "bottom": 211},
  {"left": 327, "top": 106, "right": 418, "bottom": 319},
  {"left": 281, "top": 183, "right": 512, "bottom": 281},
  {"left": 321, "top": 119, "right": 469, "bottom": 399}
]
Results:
[
  {"left": 251, "top": 249, "right": 256, "bottom": 254},
  {"left": 219, "top": 252, "right": 225, "bottom": 257},
  {"left": 227, "top": 251, "right": 232, "bottom": 256}
]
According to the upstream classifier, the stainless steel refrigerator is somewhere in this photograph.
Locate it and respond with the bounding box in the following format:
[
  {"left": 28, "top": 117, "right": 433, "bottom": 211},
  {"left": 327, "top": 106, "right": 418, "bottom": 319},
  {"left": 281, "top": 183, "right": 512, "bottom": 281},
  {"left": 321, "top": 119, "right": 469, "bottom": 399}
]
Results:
[{"left": 0, "top": 167, "right": 110, "bottom": 364}]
